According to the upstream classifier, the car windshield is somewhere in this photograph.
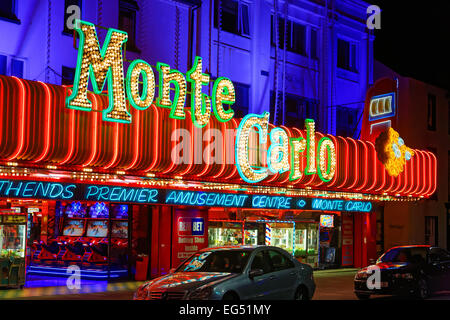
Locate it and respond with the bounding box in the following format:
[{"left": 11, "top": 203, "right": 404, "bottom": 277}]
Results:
[
  {"left": 379, "top": 247, "right": 427, "bottom": 263},
  {"left": 177, "top": 250, "right": 251, "bottom": 273}
]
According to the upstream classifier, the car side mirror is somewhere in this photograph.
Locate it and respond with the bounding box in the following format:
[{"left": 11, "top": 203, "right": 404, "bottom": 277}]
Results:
[
  {"left": 169, "top": 268, "right": 176, "bottom": 274},
  {"left": 249, "top": 269, "right": 264, "bottom": 279}
]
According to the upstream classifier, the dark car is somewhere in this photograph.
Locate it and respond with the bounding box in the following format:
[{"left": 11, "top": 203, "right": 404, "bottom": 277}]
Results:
[
  {"left": 134, "top": 245, "right": 315, "bottom": 300},
  {"left": 354, "top": 245, "right": 450, "bottom": 299}
]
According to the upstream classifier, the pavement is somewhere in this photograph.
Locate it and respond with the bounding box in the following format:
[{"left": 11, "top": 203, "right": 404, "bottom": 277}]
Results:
[{"left": 2, "top": 268, "right": 450, "bottom": 300}]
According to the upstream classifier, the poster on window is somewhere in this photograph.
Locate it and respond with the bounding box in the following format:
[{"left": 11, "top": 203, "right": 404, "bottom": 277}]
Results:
[{"left": 171, "top": 209, "right": 208, "bottom": 268}]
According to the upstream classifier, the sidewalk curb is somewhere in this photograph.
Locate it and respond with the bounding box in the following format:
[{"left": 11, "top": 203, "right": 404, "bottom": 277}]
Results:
[{"left": 0, "top": 281, "right": 146, "bottom": 300}]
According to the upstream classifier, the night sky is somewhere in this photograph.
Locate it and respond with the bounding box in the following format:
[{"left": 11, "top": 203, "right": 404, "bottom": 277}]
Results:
[{"left": 370, "top": 0, "right": 450, "bottom": 91}]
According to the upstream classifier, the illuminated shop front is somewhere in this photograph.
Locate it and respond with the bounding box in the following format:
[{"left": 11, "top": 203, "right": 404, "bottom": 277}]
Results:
[{"left": 0, "top": 21, "right": 437, "bottom": 282}]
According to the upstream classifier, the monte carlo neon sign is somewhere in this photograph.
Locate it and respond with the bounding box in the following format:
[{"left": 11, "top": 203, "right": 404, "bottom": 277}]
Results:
[{"left": 67, "top": 20, "right": 336, "bottom": 184}]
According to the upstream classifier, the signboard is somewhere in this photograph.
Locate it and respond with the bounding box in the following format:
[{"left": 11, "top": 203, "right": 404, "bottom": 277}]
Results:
[
  {"left": 320, "top": 215, "right": 334, "bottom": 228},
  {"left": 0, "top": 179, "right": 374, "bottom": 213},
  {"left": 2, "top": 215, "right": 27, "bottom": 224},
  {"left": 172, "top": 209, "right": 208, "bottom": 268}
]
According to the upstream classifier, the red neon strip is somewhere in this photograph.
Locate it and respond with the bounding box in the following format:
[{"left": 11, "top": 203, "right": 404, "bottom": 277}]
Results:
[
  {"left": 354, "top": 140, "right": 369, "bottom": 191},
  {"left": 224, "top": 118, "right": 239, "bottom": 180},
  {"left": 326, "top": 134, "right": 339, "bottom": 188},
  {"left": 365, "top": 141, "right": 377, "bottom": 192},
  {"left": 161, "top": 115, "right": 177, "bottom": 175},
  {"left": 374, "top": 155, "right": 387, "bottom": 193},
  {"left": 34, "top": 82, "right": 52, "bottom": 163},
  {"left": 198, "top": 117, "right": 212, "bottom": 177},
  {"left": 144, "top": 104, "right": 160, "bottom": 172},
  {"left": 60, "top": 96, "right": 76, "bottom": 165},
  {"left": 346, "top": 138, "right": 359, "bottom": 190},
  {"left": 397, "top": 155, "right": 409, "bottom": 195},
  {"left": 410, "top": 149, "right": 421, "bottom": 196},
  {"left": 314, "top": 132, "right": 325, "bottom": 187},
  {"left": 213, "top": 120, "right": 227, "bottom": 178},
  {"left": 426, "top": 151, "right": 437, "bottom": 196},
  {"left": 180, "top": 110, "right": 194, "bottom": 176},
  {"left": 335, "top": 137, "right": 349, "bottom": 189},
  {"left": 7, "top": 77, "right": 26, "bottom": 160},
  {"left": 82, "top": 94, "right": 99, "bottom": 167},
  {"left": 403, "top": 151, "right": 415, "bottom": 195},
  {"left": 279, "top": 125, "right": 292, "bottom": 185},
  {"left": 103, "top": 122, "right": 120, "bottom": 169},
  {"left": 123, "top": 107, "right": 139, "bottom": 170},
  {"left": 290, "top": 127, "right": 303, "bottom": 185},
  {"left": 418, "top": 150, "right": 428, "bottom": 196},
  {"left": 422, "top": 151, "right": 433, "bottom": 196}
]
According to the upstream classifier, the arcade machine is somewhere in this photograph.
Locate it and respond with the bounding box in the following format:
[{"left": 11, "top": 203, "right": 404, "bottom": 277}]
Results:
[
  {"left": 208, "top": 220, "right": 244, "bottom": 247},
  {"left": 319, "top": 214, "right": 336, "bottom": 269},
  {"left": 0, "top": 209, "right": 27, "bottom": 288},
  {"left": 29, "top": 201, "right": 129, "bottom": 280}
]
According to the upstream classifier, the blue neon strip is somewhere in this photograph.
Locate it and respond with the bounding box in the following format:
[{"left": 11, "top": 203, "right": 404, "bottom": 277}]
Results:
[
  {"left": 26, "top": 270, "right": 120, "bottom": 279},
  {"left": 28, "top": 266, "right": 127, "bottom": 274}
]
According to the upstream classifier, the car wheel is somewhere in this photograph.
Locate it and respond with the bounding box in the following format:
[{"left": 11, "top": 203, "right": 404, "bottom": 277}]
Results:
[
  {"left": 294, "top": 285, "right": 309, "bottom": 300},
  {"left": 355, "top": 293, "right": 370, "bottom": 300},
  {"left": 416, "top": 279, "right": 429, "bottom": 299},
  {"left": 222, "top": 292, "right": 239, "bottom": 300}
]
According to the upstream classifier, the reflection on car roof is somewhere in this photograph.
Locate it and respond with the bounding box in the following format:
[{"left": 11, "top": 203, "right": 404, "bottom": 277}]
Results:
[{"left": 199, "top": 245, "right": 267, "bottom": 252}]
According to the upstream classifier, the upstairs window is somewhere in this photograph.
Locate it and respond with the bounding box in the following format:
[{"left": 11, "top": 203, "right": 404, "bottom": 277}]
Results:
[
  {"left": 271, "top": 16, "right": 306, "bottom": 56},
  {"left": 310, "top": 28, "right": 318, "bottom": 59},
  {"left": 119, "top": 0, "right": 139, "bottom": 52},
  {"left": 269, "top": 92, "right": 319, "bottom": 129},
  {"left": 427, "top": 93, "right": 436, "bottom": 131},
  {"left": 214, "top": 0, "right": 250, "bottom": 37},
  {"left": 62, "top": 66, "right": 76, "bottom": 85},
  {"left": 337, "top": 38, "right": 357, "bottom": 72},
  {"left": 233, "top": 82, "right": 250, "bottom": 119},
  {"left": 63, "top": 0, "right": 82, "bottom": 34},
  {"left": 0, "top": 54, "right": 24, "bottom": 78},
  {"left": 0, "top": 0, "right": 19, "bottom": 23},
  {"left": 0, "top": 55, "right": 6, "bottom": 75},
  {"left": 336, "top": 106, "right": 358, "bottom": 138}
]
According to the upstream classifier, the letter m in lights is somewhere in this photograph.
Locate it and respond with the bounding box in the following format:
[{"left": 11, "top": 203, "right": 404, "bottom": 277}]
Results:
[{"left": 66, "top": 20, "right": 131, "bottom": 123}]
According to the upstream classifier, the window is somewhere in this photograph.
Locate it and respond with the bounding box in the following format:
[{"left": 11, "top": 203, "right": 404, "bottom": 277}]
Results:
[
  {"left": 62, "top": 66, "right": 76, "bottom": 85},
  {"left": 425, "top": 216, "right": 438, "bottom": 247},
  {"left": 271, "top": 16, "right": 306, "bottom": 55},
  {"left": 214, "top": 0, "right": 250, "bottom": 37},
  {"left": 427, "top": 93, "right": 436, "bottom": 131},
  {"left": 250, "top": 251, "right": 271, "bottom": 274},
  {"left": 233, "top": 82, "right": 250, "bottom": 119},
  {"left": 0, "top": 55, "right": 24, "bottom": 78},
  {"left": 63, "top": 0, "right": 82, "bottom": 34},
  {"left": 267, "top": 250, "right": 294, "bottom": 271},
  {"left": 336, "top": 106, "right": 358, "bottom": 138},
  {"left": 119, "top": 0, "right": 139, "bottom": 52},
  {"left": 11, "top": 59, "right": 23, "bottom": 78},
  {"left": 337, "top": 38, "right": 357, "bottom": 72},
  {"left": 0, "top": 0, "right": 19, "bottom": 23},
  {"left": 270, "top": 92, "right": 319, "bottom": 128},
  {"left": 0, "top": 55, "right": 6, "bottom": 75},
  {"left": 310, "top": 28, "right": 318, "bottom": 59}
]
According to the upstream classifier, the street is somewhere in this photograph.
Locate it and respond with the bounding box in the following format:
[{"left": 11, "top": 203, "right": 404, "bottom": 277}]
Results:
[{"left": 8, "top": 269, "right": 450, "bottom": 300}]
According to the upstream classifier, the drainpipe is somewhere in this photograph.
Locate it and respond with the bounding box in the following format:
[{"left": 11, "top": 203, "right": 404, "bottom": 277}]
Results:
[{"left": 188, "top": 3, "right": 202, "bottom": 70}]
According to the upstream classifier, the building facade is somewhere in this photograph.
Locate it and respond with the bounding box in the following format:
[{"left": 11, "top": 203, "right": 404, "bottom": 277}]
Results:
[
  {"left": 370, "top": 60, "right": 450, "bottom": 253},
  {"left": 0, "top": 0, "right": 373, "bottom": 136},
  {"left": 3, "top": 1, "right": 438, "bottom": 286}
]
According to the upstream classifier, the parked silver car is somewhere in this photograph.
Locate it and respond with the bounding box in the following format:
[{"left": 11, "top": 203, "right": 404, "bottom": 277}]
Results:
[{"left": 134, "top": 245, "right": 315, "bottom": 300}]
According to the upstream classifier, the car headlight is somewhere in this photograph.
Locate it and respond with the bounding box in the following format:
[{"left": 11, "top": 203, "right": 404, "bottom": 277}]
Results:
[{"left": 186, "top": 286, "right": 213, "bottom": 300}]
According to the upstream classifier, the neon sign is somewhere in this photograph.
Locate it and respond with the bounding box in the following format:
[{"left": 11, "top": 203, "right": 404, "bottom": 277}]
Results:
[
  {"left": 235, "top": 115, "right": 336, "bottom": 183},
  {"left": 67, "top": 20, "right": 235, "bottom": 127}
]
